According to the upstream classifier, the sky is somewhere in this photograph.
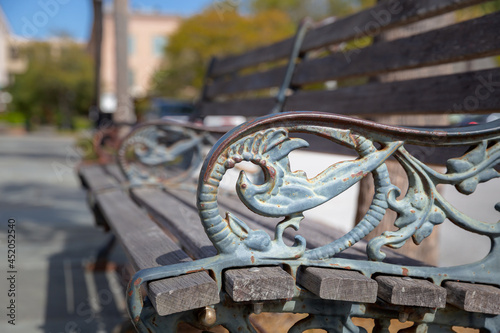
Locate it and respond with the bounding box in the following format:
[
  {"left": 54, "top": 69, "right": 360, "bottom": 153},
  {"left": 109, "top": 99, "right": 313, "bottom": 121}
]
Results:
[{"left": 0, "top": 0, "right": 215, "bottom": 41}]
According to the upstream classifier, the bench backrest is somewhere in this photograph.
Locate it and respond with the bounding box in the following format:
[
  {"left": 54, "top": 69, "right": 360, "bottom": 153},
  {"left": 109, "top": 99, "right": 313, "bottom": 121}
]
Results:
[
  {"left": 199, "top": 0, "right": 500, "bottom": 121},
  {"left": 192, "top": 18, "right": 312, "bottom": 121}
]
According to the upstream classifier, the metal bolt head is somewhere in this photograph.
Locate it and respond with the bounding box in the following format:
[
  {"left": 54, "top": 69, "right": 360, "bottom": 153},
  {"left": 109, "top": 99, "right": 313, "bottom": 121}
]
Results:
[
  {"left": 253, "top": 302, "right": 264, "bottom": 314},
  {"left": 402, "top": 277, "right": 412, "bottom": 281},
  {"left": 249, "top": 267, "right": 260, "bottom": 272},
  {"left": 198, "top": 307, "right": 216, "bottom": 328},
  {"left": 399, "top": 311, "right": 409, "bottom": 323}
]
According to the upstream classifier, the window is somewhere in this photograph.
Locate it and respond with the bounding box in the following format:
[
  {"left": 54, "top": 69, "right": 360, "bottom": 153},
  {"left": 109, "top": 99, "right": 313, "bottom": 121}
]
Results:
[
  {"left": 152, "top": 36, "right": 168, "bottom": 57},
  {"left": 9, "top": 46, "right": 19, "bottom": 60},
  {"left": 128, "top": 35, "right": 135, "bottom": 55}
]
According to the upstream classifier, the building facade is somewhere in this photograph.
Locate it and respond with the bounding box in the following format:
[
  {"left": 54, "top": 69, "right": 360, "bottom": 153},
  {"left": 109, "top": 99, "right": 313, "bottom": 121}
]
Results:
[
  {"left": 100, "top": 9, "right": 180, "bottom": 109},
  {"left": 0, "top": 6, "right": 9, "bottom": 90}
]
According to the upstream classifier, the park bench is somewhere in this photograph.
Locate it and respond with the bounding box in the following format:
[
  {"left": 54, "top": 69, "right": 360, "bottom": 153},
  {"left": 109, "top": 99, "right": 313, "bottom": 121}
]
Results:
[{"left": 78, "top": 0, "right": 500, "bottom": 332}]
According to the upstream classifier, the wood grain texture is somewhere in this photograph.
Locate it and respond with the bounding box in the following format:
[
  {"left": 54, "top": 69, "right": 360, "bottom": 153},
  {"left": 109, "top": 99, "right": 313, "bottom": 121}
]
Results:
[
  {"left": 131, "top": 187, "right": 217, "bottom": 259},
  {"left": 208, "top": 9, "right": 500, "bottom": 100},
  {"left": 199, "top": 97, "right": 276, "bottom": 118},
  {"left": 375, "top": 276, "right": 446, "bottom": 308},
  {"left": 293, "top": 12, "right": 500, "bottom": 86},
  {"left": 95, "top": 190, "right": 219, "bottom": 316},
  {"left": 301, "top": 0, "right": 487, "bottom": 52},
  {"left": 225, "top": 266, "right": 295, "bottom": 302},
  {"left": 285, "top": 68, "right": 500, "bottom": 116},
  {"left": 298, "top": 267, "right": 377, "bottom": 303},
  {"left": 104, "top": 163, "right": 127, "bottom": 183},
  {"left": 78, "top": 165, "right": 118, "bottom": 192},
  {"left": 211, "top": 38, "right": 294, "bottom": 77},
  {"left": 207, "top": 66, "right": 286, "bottom": 99},
  {"left": 444, "top": 281, "right": 500, "bottom": 315},
  {"left": 211, "top": 0, "right": 488, "bottom": 77}
]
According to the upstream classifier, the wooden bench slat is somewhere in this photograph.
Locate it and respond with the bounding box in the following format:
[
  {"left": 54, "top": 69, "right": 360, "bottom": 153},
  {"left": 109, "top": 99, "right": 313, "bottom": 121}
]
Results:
[
  {"left": 95, "top": 189, "right": 219, "bottom": 316},
  {"left": 375, "top": 276, "right": 447, "bottom": 308},
  {"left": 133, "top": 188, "right": 299, "bottom": 302},
  {"left": 199, "top": 97, "right": 276, "bottom": 118},
  {"left": 300, "top": 0, "right": 488, "bottom": 52},
  {"left": 293, "top": 11, "right": 500, "bottom": 86},
  {"left": 211, "top": 0, "right": 488, "bottom": 77},
  {"left": 104, "top": 164, "right": 127, "bottom": 183},
  {"left": 285, "top": 67, "right": 500, "bottom": 116},
  {"left": 225, "top": 267, "right": 295, "bottom": 302},
  {"left": 444, "top": 281, "right": 500, "bottom": 315},
  {"left": 298, "top": 267, "right": 378, "bottom": 303},
  {"left": 211, "top": 38, "right": 294, "bottom": 77},
  {"left": 208, "top": 11, "right": 500, "bottom": 98},
  {"left": 207, "top": 66, "right": 286, "bottom": 99},
  {"left": 131, "top": 187, "right": 217, "bottom": 259},
  {"left": 78, "top": 165, "right": 118, "bottom": 192}
]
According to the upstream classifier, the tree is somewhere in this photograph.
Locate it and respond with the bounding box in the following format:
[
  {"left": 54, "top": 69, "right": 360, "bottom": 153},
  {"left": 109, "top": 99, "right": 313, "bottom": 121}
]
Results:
[
  {"left": 8, "top": 39, "right": 94, "bottom": 130},
  {"left": 246, "top": 0, "right": 375, "bottom": 22},
  {"left": 150, "top": 9, "right": 295, "bottom": 99}
]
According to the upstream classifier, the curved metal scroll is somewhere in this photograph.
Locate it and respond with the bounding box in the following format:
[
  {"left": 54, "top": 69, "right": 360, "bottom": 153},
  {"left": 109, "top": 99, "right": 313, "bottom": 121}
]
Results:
[
  {"left": 117, "top": 121, "right": 216, "bottom": 186},
  {"left": 127, "top": 112, "right": 500, "bottom": 333}
]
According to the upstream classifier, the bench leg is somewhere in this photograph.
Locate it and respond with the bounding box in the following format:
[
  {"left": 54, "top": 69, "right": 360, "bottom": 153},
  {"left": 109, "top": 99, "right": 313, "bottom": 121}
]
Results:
[{"left": 87, "top": 234, "right": 117, "bottom": 271}]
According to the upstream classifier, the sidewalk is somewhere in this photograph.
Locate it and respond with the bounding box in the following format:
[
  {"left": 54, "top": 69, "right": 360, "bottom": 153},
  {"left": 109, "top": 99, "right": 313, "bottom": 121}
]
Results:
[{"left": 0, "top": 134, "right": 127, "bottom": 333}]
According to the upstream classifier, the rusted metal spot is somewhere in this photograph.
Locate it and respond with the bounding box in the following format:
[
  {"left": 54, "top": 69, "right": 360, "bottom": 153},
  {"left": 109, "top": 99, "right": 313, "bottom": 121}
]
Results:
[
  {"left": 351, "top": 171, "right": 364, "bottom": 178},
  {"left": 134, "top": 278, "right": 142, "bottom": 286},
  {"left": 402, "top": 268, "right": 409, "bottom": 276}
]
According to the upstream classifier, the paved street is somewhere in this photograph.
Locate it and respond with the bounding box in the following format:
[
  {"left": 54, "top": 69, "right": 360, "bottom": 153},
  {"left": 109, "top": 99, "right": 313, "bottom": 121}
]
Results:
[
  {"left": 0, "top": 133, "right": 498, "bottom": 332},
  {"left": 0, "top": 134, "right": 127, "bottom": 333}
]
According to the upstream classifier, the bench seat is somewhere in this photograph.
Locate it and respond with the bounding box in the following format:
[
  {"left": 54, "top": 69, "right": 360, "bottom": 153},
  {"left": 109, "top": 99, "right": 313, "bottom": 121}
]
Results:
[{"left": 79, "top": 160, "right": 500, "bottom": 331}]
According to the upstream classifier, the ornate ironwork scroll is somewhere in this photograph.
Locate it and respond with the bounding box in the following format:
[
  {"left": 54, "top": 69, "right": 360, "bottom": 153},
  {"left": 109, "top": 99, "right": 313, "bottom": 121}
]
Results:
[
  {"left": 126, "top": 112, "right": 500, "bottom": 332},
  {"left": 117, "top": 121, "right": 217, "bottom": 186}
]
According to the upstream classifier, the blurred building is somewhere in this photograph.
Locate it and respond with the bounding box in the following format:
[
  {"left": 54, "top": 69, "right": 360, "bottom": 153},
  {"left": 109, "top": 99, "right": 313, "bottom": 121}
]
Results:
[
  {"left": 0, "top": 6, "right": 27, "bottom": 111},
  {"left": 0, "top": 6, "right": 10, "bottom": 89},
  {"left": 91, "top": 8, "right": 180, "bottom": 112}
]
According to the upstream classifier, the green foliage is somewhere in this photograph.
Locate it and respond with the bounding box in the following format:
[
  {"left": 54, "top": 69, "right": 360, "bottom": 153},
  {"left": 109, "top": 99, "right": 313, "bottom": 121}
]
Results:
[
  {"left": 75, "top": 135, "right": 97, "bottom": 160},
  {"left": 7, "top": 40, "right": 94, "bottom": 131},
  {"left": 0, "top": 110, "right": 26, "bottom": 124},
  {"left": 247, "top": 0, "right": 375, "bottom": 21},
  {"left": 73, "top": 116, "right": 92, "bottom": 130},
  {"left": 150, "top": 9, "right": 295, "bottom": 99}
]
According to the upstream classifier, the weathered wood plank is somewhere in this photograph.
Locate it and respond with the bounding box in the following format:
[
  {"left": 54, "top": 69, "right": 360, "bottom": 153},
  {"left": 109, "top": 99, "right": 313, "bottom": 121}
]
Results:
[
  {"left": 95, "top": 190, "right": 219, "bottom": 316},
  {"left": 293, "top": 11, "right": 500, "bottom": 86},
  {"left": 285, "top": 68, "right": 500, "bottom": 116},
  {"left": 211, "top": 38, "right": 294, "bottom": 77},
  {"left": 207, "top": 66, "right": 286, "bottom": 99},
  {"left": 300, "top": 0, "right": 488, "bottom": 52},
  {"left": 199, "top": 97, "right": 276, "bottom": 118},
  {"left": 133, "top": 188, "right": 300, "bottom": 302},
  {"left": 78, "top": 165, "right": 117, "bottom": 192},
  {"left": 104, "top": 163, "right": 127, "bottom": 183},
  {"left": 211, "top": 0, "right": 488, "bottom": 77},
  {"left": 131, "top": 187, "right": 217, "bottom": 259},
  {"left": 444, "top": 281, "right": 500, "bottom": 315},
  {"left": 375, "top": 276, "right": 446, "bottom": 308},
  {"left": 298, "top": 267, "right": 378, "bottom": 302},
  {"left": 225, "top": 266, "right": 295, "bottom": 302}
]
